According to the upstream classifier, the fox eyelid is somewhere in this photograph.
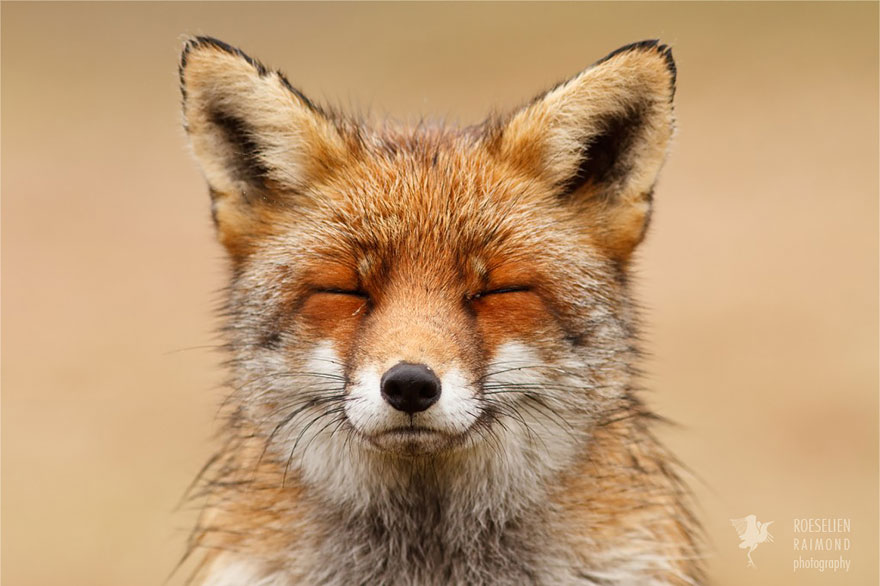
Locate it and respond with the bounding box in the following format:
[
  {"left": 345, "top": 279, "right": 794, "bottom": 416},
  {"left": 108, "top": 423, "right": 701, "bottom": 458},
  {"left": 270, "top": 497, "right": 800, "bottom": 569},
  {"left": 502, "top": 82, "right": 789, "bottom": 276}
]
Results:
[
  {"left": 314, "top": 288, "right": 370, "bottom": 299},
  {"left": 469, "top": 286, "right": 531, "bottom": 300}
]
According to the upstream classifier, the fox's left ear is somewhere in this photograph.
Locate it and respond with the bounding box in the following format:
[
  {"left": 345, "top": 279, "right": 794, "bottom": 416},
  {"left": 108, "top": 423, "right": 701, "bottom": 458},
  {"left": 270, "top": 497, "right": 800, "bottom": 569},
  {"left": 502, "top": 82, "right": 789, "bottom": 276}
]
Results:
[{"left": 493, "top": 41, "right": 676, "bottom": 260}]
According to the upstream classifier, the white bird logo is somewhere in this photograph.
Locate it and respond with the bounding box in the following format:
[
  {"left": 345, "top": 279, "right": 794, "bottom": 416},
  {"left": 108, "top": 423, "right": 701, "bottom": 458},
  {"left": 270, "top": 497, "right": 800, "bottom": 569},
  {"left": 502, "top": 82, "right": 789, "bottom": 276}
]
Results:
[{"left": 730, "top": 514, "right": 774, "bottom": 568}]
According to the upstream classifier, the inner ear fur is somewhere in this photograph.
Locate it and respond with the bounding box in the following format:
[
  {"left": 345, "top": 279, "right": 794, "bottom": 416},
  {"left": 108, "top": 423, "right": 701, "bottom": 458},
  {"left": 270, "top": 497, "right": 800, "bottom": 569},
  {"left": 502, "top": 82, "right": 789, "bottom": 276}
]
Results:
[
  {"left": 494, "top": 40, "right": 676, "bottom": 260},
  {"left": 179, "top": 36, "right": 349, "bottom": 256}
]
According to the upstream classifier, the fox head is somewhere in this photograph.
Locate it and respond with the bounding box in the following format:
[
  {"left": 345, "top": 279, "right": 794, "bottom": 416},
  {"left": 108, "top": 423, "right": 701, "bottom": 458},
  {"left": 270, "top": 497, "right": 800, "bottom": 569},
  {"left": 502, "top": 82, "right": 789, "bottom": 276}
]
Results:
[{"left": 180, "top": 37, "right": 676, "bottom": 508}]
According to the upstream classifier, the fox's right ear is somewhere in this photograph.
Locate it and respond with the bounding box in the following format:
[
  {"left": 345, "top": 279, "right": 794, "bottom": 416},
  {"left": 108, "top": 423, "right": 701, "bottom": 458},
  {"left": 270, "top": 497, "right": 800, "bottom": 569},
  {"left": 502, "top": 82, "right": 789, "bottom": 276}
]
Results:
[{"left": 180, "top": 36, "right": 348, "bottom": 255}]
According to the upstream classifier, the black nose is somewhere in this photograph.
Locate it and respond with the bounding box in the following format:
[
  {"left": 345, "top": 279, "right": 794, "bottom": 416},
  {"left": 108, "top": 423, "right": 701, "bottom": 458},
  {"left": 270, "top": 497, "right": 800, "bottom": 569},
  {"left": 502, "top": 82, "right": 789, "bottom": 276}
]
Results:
[{"left": 380, "top": 362, "right": 441, "bottom": 414}]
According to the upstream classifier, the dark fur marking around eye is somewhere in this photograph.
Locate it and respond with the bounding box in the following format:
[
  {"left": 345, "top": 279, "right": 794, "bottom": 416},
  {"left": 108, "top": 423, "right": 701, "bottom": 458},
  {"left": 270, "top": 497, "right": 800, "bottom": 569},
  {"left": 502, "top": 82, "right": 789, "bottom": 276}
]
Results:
[
  {"left": 559, "top": 105, "right": 645, "bottom": 197},
  {"left": 209, "top": 111, "right": 270, "bottom": 190}
]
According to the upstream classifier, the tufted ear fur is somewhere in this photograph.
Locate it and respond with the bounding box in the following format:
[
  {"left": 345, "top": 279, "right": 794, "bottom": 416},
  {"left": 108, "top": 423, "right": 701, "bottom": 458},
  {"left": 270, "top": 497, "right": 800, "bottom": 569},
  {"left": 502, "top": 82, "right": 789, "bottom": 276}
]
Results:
[
  {"left": 494, "top": 40, "right": 676, "bottom": 260},
  {"left": 179, "top": 36, "right": 349, "bottom": 256}
]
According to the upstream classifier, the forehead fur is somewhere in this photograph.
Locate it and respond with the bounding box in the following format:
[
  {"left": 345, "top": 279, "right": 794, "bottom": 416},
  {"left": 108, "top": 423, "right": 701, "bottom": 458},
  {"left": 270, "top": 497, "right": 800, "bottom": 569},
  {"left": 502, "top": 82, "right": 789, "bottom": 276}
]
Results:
[{"left": 261, "top": 126, "right": 599, "bottom": 283}]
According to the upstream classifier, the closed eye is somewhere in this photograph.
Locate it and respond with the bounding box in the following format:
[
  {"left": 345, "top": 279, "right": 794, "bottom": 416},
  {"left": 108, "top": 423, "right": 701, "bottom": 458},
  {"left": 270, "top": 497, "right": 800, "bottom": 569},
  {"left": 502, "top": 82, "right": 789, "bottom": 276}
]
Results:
[
  {"left": 468, "top": 286, "right": 530, "bottom": 300},
  {"left": 315, "top": 288, "right": 370, "bottom": 299}
]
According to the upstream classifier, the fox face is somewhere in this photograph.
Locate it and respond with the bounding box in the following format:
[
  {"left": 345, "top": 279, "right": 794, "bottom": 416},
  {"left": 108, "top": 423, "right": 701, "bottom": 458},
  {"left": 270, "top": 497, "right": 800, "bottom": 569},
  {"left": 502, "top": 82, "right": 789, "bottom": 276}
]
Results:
[{"left": 181, "top": 37, "right": 676, "bottom": 515}]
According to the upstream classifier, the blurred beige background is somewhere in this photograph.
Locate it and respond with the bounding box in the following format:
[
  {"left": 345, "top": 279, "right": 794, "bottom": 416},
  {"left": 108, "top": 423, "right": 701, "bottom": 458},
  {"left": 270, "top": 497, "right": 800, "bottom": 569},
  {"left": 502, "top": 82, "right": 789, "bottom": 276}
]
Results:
[{"left": 2, "top": 3, "right": 877, "bottom": 585}]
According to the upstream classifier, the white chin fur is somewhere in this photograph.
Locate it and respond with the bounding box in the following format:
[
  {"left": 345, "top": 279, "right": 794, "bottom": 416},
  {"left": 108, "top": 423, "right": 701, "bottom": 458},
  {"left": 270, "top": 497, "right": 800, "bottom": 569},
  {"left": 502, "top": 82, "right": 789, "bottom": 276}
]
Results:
[{"left": 286, "top": 340, "right": 587, "bottom": 511}]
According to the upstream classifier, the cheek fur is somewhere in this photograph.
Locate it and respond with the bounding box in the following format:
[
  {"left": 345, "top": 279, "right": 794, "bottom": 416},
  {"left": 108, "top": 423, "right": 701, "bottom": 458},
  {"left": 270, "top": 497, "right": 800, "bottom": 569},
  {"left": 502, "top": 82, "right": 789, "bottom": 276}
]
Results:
[
  {"left": 472, "top": 292, "right": 558, "bottom": 354},
  {"left": 299, "top": 293, "right": 368, "bottom": 358}
]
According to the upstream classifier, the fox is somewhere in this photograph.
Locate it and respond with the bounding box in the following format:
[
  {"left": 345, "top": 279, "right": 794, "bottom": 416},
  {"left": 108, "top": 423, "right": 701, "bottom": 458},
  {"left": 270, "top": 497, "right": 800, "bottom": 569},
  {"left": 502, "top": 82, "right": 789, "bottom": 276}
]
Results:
[{"left": 178, "top": 36, "right": 703, "bottom": 585}]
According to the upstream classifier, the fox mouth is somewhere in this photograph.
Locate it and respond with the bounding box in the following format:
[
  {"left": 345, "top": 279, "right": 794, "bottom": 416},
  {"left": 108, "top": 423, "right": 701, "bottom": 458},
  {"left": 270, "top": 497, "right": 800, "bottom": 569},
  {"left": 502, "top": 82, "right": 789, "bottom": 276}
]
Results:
[
  {"left": 362, "top": 425, "right": 470, "bottom": 455},
  {"left": 379, "top": 426, "right": 440, "bottom": 436}
]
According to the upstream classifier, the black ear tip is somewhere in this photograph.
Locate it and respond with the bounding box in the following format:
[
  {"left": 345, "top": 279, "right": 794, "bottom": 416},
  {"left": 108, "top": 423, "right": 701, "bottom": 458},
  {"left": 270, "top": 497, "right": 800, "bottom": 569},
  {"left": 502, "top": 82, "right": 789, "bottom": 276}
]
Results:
[
  {"left": 597, "top": 39, "right": 676, "bottom": 71},
  {"left": 177, "top": 35, "right": 323, "bottom": 117},
  {"left": 595, "top": 39, "right": 677, "bottom": 96},
  {"left": 179, "top": 35, "right": 272, "bottom": 104},
  {"left": 180, "top": 35, "right": 219, "bottom": 70},
  {"left": 654, "top": 43, "right": 677, "bottom": 89},
  {"left": 180, "top": 35, "right": 233, "bottom": 56},
  {"left": 178, "top": 35, "right": 268, "bottom": 76}
]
